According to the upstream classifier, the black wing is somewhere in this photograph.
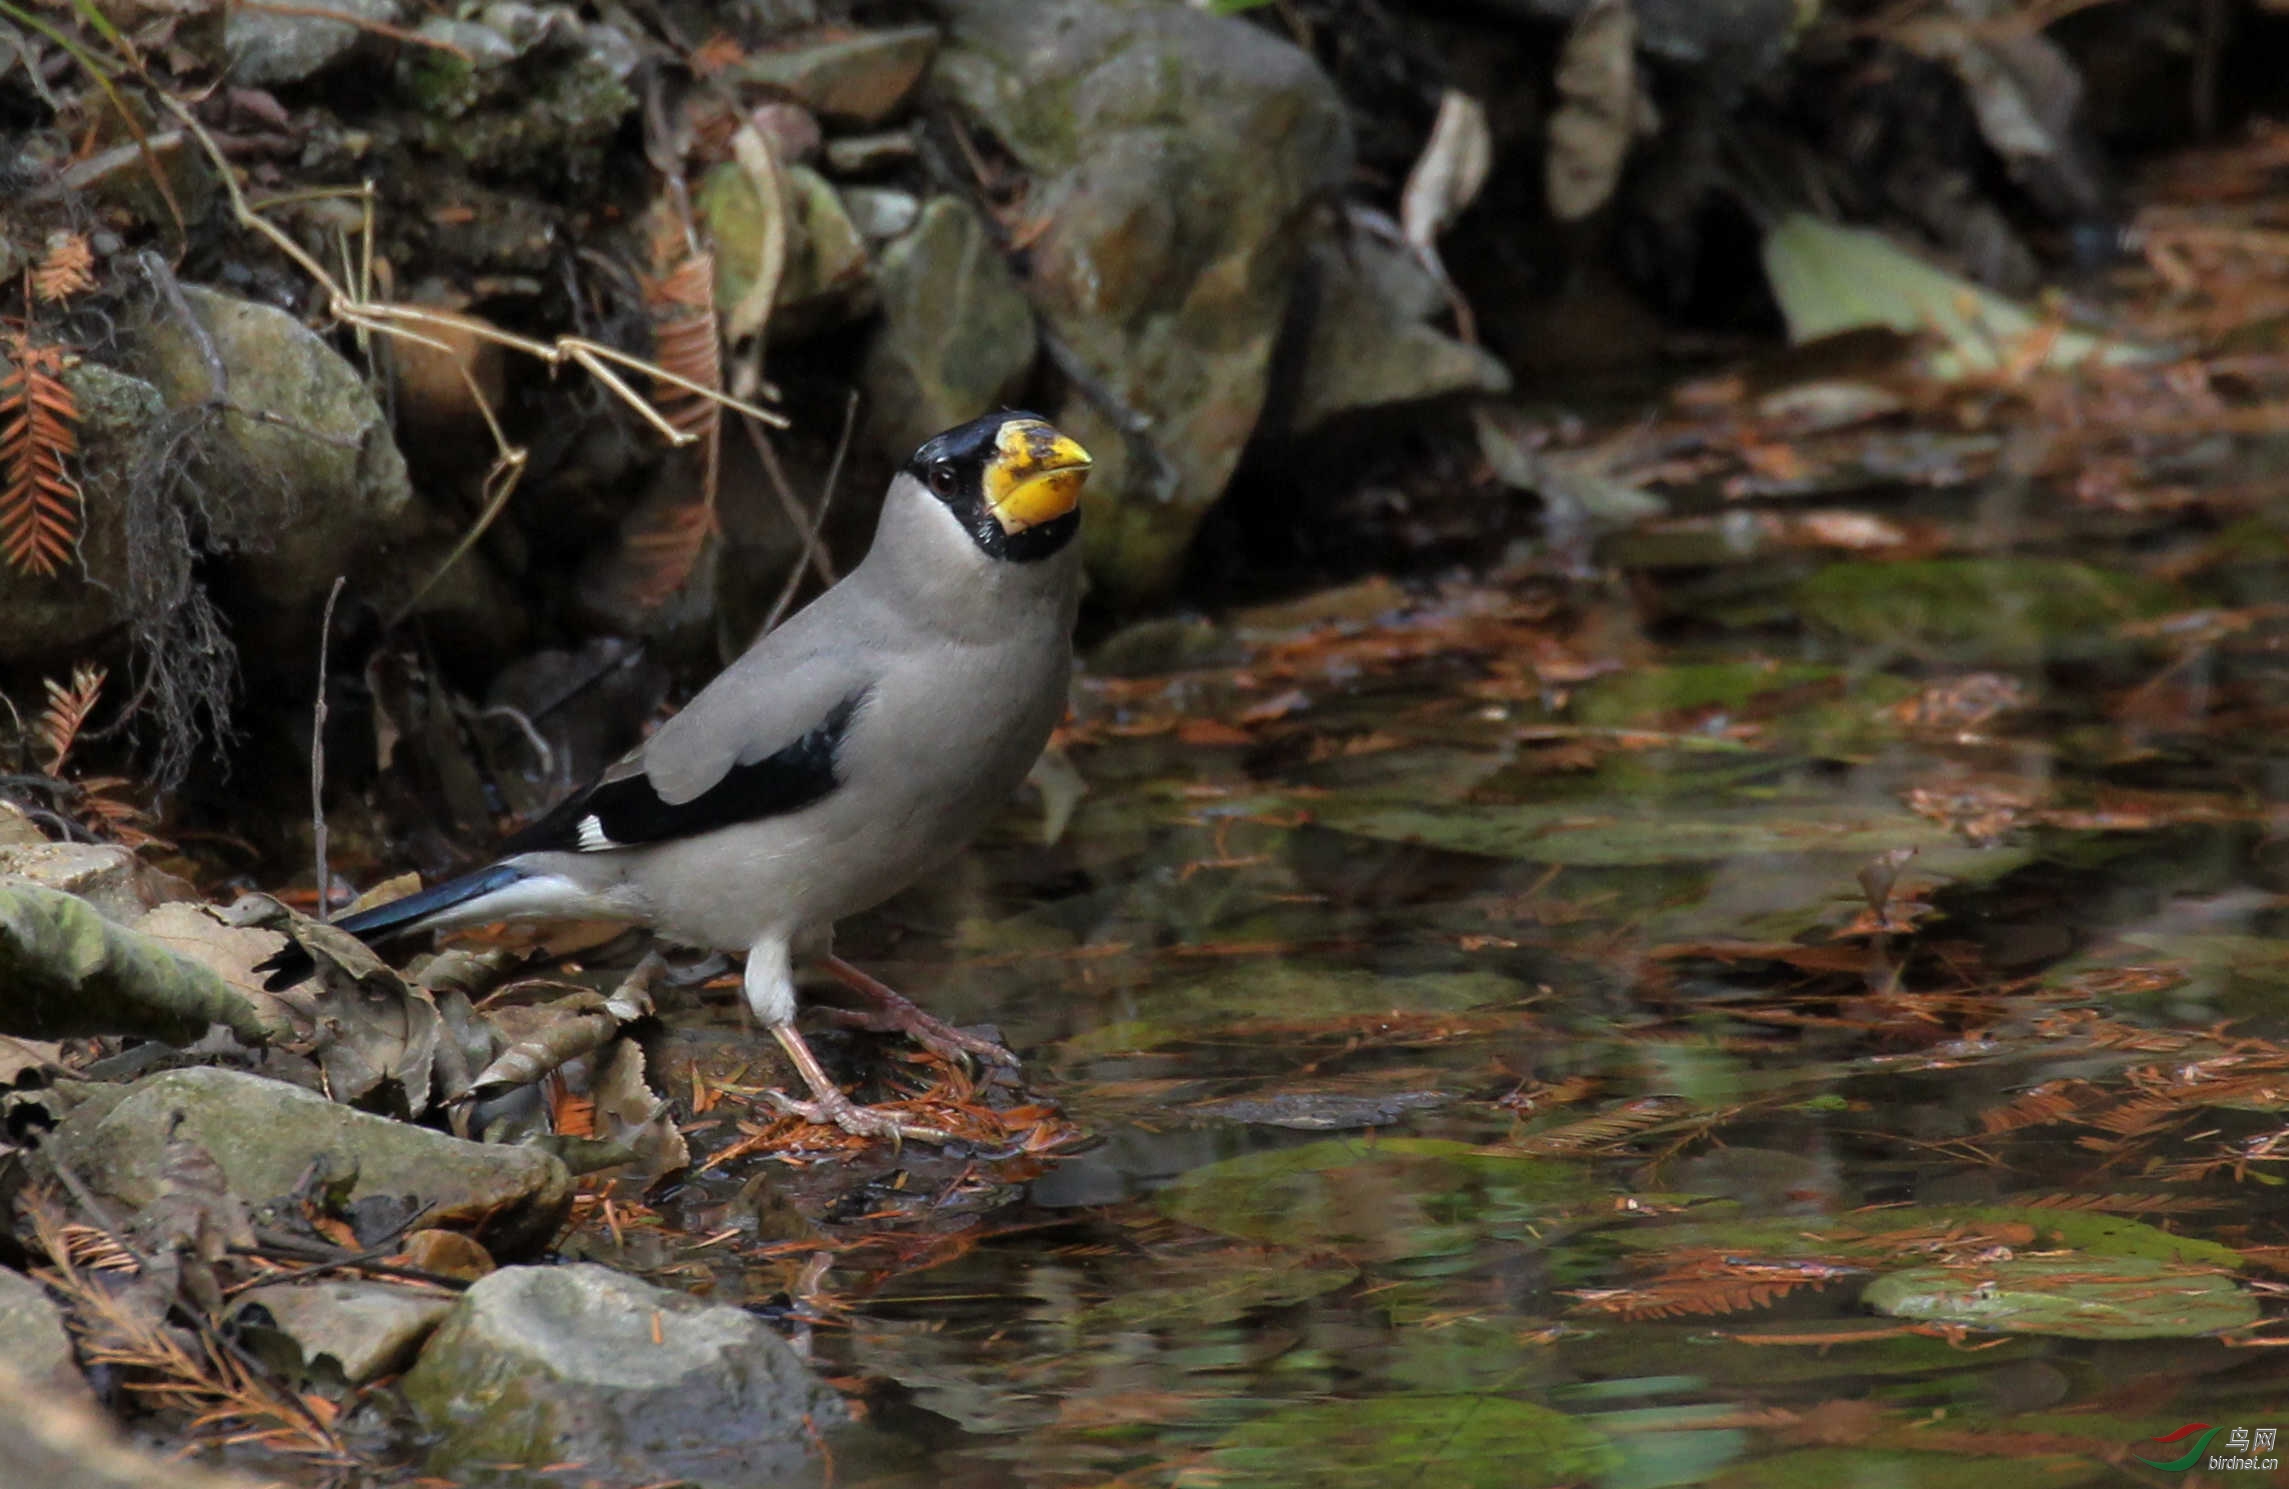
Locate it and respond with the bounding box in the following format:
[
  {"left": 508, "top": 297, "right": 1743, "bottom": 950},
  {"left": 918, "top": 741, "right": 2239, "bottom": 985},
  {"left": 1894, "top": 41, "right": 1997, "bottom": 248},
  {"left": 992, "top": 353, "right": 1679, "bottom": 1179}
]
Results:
[{"left": 499, "top": 690, "right": 868, "bottom": 855}]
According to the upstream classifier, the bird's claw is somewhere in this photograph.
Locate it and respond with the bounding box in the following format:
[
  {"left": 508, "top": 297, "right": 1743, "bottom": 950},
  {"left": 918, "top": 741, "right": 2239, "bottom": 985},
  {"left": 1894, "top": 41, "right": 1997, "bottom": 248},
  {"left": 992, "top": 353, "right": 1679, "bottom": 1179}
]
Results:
[
  {"left": 816, "top": 1005, "right": 1020, "bottom": 1070},
  {"left": 763, "top": 1086, "right": 950, "bottom": 1145}
]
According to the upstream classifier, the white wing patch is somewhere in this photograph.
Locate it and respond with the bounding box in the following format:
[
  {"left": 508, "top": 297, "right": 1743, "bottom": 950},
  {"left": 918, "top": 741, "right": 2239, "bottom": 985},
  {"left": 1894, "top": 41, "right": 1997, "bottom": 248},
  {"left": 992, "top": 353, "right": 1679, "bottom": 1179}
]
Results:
[{"left": 575, "top": 814, "right": 618, "bottom": 851}]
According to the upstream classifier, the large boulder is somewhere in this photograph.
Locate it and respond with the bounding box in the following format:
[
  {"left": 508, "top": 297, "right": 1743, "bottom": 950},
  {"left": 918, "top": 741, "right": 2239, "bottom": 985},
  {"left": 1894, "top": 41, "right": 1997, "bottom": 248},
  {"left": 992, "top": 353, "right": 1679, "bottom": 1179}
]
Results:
[
  {"left": 929, "top": 0, "right": 1352, "bottom": 598},
  {"left": 136, "top": 285, "right": 414, "bottom": 625},
  {"left": 861, "top": 196, "right": 1037, "bottom": 462},
  {"left": 402, "top": 1263, "right": 854, "bottom": 1486}
]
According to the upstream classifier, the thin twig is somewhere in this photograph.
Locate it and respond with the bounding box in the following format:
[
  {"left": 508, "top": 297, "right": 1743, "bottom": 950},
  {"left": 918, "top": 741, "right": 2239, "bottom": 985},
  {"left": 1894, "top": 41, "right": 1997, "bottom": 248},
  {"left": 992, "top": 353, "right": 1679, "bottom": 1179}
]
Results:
[
  {"left": 758, "top": 393, "right": 857, "bottom": 635},
  {"left": 744, "top": 418, "right": 836, "bottom": 587},
  {"left": 311, "top": 575, "right": 345, "bottom": 920}
]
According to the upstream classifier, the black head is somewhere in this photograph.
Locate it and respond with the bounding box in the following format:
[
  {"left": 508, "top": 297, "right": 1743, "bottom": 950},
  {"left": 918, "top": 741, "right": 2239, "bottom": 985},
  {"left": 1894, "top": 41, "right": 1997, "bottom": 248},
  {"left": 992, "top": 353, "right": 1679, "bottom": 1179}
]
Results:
[{"left": 903, "top": 410, "right": 1091, "bottom": 563}]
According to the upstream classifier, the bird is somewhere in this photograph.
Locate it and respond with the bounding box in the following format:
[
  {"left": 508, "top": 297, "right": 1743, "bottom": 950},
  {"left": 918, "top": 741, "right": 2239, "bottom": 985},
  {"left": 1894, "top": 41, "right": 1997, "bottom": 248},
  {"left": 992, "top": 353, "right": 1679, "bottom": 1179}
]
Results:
[{"left": 256, "top": 409, "right": 1092, "bottom": 1141}]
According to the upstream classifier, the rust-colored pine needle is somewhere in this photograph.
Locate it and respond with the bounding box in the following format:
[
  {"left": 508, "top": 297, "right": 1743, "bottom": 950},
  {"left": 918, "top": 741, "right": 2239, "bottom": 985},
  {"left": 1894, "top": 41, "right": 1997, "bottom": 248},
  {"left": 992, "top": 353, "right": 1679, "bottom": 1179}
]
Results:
[
  {"left": 37, "top": 662, "right": 105, "bottom": 776},
  {"left": 32, "top": 234, "right": 97, "bottom": 303},
  {"left": 589, "top": 250, "right": 726, "bottom": 615},
  {"left": 0, "top": 333, "right": 83, "bottom": 576}
]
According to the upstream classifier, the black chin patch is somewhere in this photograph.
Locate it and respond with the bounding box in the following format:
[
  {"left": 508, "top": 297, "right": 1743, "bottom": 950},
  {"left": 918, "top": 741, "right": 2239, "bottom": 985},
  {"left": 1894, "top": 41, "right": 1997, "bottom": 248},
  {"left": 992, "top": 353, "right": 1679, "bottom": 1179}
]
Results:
[{"left": 956, "top": 502, "right": 1080, "bottom": 563}]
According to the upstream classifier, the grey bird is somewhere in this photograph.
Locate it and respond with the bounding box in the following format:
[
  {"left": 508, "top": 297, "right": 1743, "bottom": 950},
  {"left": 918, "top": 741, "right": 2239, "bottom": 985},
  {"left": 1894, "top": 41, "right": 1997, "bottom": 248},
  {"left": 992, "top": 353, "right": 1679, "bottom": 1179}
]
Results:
[{"left": 257, "top": 410, "right": 1092, "bottom": 1141}]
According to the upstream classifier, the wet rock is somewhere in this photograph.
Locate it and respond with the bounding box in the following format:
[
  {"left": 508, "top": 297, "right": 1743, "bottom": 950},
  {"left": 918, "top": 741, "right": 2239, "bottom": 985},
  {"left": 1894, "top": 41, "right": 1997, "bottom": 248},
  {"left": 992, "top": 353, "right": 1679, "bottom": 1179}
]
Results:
[
  {"left": 0, "top": 1366, "right": 267, "bottom": 1489},
  {"left": 0, "top": 841, "right": 190, "bottom": 924},
  {"left": 231, "top": 1279, "right": 455, "bottom": 1384},
  {"left": 398, "top": 1226, "right": 496, "bottom": 1282},
  {"left": 0, "top": 1266, "right": 91, "bottom": 1402},
  {"left": 0, "top": 801, "right": 42, "bottom": 846},
  {"left": 135, "top": 286, "right": 414, "bottom": 623},
  {"left": 0, "top": 360, "right": 161, "bottom": 663},
  {"left": 47, "top": 1067, "right": 570, "bottom": 1257},
  {"left": 225, "top": 0, "right": 405, "bottom": 86},
  {"left": 777, "top": 164, "right": 873, "bottom": 324},
  {"left": 1280, "top": 234, "right": 1511, "bottom": 433},
  {"left": 397, "top": 7, "right": 640, "bottom": 178},
  {"left": 402, "top": 1263, "right": 849, "bottom": 1486},
  {"left": 729, "top": 25, "right": 939, "bottom": 124},
  {"left": 699, "top": 160, "right": 874, "bottom": 338},
  {"left": 861, "top": 197, "right": 1035, "bottom": 464},
  {"left": 931, "top": 0, "right": 1352, "bottom": 598}
]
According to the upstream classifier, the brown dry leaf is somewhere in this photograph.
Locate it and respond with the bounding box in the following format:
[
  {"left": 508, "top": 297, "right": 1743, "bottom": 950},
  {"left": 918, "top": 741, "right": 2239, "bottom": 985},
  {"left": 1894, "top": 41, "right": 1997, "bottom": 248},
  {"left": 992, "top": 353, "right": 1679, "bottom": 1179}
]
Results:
[
  {"left": 1400, "top": 89, "right": 1492, "bottom": 251},
  {"left": 591, "top": 1036, "right": 690, "bottom": 1184},
  {"left": 722, "top": 124, "right": 789, "bottom": 344},
  {"left": 1779, "top": 1398, "right": 1885, "bottom": 1447},
  {"left": 464, "top": 990, "right": 623, "bottom": 1099},
  {"left": 136, "top": 1117, "right": 259, "bottom": 1317},
  {"left": 222, "top": 894, "right": 443, "bottom": 1111},
  {"left": 133, "top": 902, "right": 312, "bottom": 1037},
  {"left": 689, "top": 31, "right": 745, "bottom": 75},
  {"left": 1176, "top": 719, "right": 1255, "bottom": 746}
]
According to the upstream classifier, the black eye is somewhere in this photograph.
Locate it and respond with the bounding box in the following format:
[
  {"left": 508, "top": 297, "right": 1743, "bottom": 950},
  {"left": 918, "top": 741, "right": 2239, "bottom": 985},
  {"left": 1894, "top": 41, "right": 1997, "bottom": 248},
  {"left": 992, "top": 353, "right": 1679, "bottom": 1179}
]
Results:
[{"left": 928, "top": 461, "right": 958, "bottom": 497}]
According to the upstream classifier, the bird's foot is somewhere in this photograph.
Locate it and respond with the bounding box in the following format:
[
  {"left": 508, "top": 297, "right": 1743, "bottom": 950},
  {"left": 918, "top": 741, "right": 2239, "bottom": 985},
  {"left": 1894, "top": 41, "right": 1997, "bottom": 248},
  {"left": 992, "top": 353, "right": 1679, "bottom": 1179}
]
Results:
[
  {"left": 762, "top": 1084, "right": 950, "bottom": 1145},
  {"left": 814, "top": 1003, "right": 1019, "bottom": 1070},
  {"left": 820, "top": 955, "right": 1020, "bottom": 1070}
]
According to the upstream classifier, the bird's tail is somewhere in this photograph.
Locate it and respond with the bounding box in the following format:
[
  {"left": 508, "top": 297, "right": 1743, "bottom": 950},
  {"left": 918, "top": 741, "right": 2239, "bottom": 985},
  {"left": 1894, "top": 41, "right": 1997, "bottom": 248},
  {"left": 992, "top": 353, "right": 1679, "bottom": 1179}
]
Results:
[{"left": 254, "top": 864, "right": 531, "bottom": 990}]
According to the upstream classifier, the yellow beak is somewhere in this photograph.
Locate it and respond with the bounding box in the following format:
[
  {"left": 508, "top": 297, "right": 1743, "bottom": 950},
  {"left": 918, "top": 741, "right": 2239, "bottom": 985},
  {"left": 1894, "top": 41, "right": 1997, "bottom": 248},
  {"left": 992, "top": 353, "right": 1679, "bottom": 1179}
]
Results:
[{"left": 983, "top": 419, "right": 1092, "bottom": 534}]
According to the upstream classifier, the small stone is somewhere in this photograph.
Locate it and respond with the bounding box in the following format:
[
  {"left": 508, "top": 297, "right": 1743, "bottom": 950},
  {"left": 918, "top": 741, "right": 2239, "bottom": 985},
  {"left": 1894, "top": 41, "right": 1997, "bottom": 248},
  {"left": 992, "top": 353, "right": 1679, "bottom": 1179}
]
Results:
[
  {"left": 399, "top": 1227, "right": 497, "bottom": 1282},
  {"left": 47, "top": 1067, "right": 571, "bottom": 1258},
  {"left": 749, "top": 101, "right": 822, "bottom": 163},
  {"left": 0, "top": 801, "right": 49, "bottom": 848},
  {"left": 778, "top": 164, "right": 872, "bottom": 314},
  {"left": 840, "top": 185, "right": 921, "bottom": 241},
  {"left": 403, "top": 1264, "right": 852, "bottom": 1486},
  {"left": 730, "top": 25, "right": 939, "bottom": 125},
  {"left": 0, "top": 1267, "right": 92, "bottom": 1402},
  {"left": 824, "top": 128, "right": 917, "bottom": 175},
  {"left": 698, "top": 160, "right": 874, "bottom": 338},
  {"left": 231, "top": 1280, "right": 455, "bottom": 1384}
]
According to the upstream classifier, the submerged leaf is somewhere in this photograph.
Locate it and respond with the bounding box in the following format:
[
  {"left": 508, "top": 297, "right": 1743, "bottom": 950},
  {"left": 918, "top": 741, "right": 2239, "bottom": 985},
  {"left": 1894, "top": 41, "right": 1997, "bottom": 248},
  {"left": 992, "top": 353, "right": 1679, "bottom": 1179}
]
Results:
[
  {"left": 1159, "top": 1137, "right": 1602, "bottom": 1259},
  {"left": 1795, "top": 558, "right": 2178, "bottom": 663},
  {"left": 1186, "top": 1396, "right": 1619, "bottom": 1488},
  {"left": 1081, "top": 1252, "right": 1358, "bottom": 1332},
  {"left": 1863, "top": 1255, "right": 2256, "bottom": 1339}
]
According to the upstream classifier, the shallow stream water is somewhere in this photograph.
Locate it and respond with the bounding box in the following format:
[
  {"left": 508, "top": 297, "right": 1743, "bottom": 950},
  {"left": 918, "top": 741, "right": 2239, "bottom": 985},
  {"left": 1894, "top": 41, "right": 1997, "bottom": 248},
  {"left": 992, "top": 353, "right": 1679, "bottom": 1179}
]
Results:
[{"left": 583, "top": 426, "right": 2289, "bottom": 1489}]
